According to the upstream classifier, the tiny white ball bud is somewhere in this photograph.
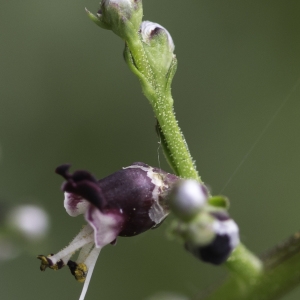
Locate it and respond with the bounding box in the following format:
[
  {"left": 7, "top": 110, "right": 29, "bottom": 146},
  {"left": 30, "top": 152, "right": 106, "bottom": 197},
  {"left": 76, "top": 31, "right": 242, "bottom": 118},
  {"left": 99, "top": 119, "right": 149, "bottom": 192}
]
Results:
[
  {"left": 7, "top": 205, "right": 50, "bottom": 240},
  {"left": 169, "top": 180, "right": 207, "bottom": 220}
]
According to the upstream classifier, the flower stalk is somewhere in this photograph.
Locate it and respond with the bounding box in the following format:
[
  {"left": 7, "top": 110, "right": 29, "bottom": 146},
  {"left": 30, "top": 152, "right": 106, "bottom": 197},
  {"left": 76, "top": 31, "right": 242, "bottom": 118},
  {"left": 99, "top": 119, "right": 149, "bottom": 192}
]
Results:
[
  {"left": 124, "top": 27, "right": 200, "bottom": 181},
  {"left": 85, "top": 0, "right": 261, "bottom": 291},
  {"left": 34, "top": 1, "right": 300, "bottom": 300},
  {"left": 88, "top": 3, "right": 200, "bottom": 181}
]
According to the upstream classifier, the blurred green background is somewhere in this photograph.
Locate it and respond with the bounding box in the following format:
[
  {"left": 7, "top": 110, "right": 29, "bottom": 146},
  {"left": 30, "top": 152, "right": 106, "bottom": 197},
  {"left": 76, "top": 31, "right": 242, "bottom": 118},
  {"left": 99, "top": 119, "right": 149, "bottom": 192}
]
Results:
[{"left": 1, "top": 1, "right": 300, "bottom": 299}]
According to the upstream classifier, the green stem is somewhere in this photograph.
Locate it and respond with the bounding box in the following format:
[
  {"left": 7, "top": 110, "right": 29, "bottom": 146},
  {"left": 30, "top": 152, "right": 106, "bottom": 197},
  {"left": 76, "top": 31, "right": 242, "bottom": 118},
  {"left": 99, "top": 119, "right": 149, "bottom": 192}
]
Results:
[
  {"left": 153, "top": 97, "right": 200, "bottom": 180},
  {"left": 226, "top": 243, "right": 263, "bottom": 282},
  {"left": 126, "top": 35, "right": 200, "bottom": 181},
  {"left": 89, "top": 6, "right": 300, "bottom": 300},
  {"left": 125, "top": 28, "right": 265, "bottom": 292}
]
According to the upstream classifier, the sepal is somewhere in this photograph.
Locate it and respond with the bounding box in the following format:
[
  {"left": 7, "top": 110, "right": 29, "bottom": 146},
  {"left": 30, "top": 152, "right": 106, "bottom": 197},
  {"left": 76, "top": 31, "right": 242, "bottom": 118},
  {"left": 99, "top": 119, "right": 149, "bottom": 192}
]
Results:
[{"left": 208, "top": 196, "right": 230, "bottom": 209}]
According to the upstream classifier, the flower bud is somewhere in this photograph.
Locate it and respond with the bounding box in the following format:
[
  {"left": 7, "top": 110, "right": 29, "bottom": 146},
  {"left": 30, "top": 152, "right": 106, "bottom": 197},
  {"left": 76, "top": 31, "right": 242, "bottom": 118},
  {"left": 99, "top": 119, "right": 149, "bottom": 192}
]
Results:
[
  {"left": 168, "top": 179, "right": 208, "bottom": 221},
  {"left": 140, "top": 21, "right": 177, "bottom": 83},
  {"left": 140, "top": 21, "right": 175, "bottom": 53},
  {"left": 185, "top": 212, "right": 240, "bottom": 265},
  {"left": 6, "top": 205, "right": 50, "bottom": 241},
  {"left": 86, "top": 0, "right": 143, "bottom": 40}
]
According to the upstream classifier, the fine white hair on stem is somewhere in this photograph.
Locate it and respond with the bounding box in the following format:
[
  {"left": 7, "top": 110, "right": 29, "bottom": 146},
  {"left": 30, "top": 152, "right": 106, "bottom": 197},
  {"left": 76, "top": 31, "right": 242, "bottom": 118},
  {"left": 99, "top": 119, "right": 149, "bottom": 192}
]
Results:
[{"left": 79, "top": 247, "right": 102, "bottom": 300}]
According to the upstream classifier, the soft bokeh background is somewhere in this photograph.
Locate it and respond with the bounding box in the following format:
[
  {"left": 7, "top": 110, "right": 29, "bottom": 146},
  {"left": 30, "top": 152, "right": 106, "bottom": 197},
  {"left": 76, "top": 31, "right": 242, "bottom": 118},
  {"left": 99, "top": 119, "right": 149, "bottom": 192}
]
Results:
[{"left": 1, "top": 1, "right": 300, "bottom": 299}]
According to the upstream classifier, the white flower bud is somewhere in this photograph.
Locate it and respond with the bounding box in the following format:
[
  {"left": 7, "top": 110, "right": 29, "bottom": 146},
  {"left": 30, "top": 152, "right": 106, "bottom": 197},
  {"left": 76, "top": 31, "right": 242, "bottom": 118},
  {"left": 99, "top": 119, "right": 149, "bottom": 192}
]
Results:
[
  {"left": 169, "top": 180, "right": 208, "bottom": 221},
  {"left": 140, "top": 21, "right": 175, "bottom": 53},
  {"left": 6, "top": 205, "right": 49, "bottom": 240}
]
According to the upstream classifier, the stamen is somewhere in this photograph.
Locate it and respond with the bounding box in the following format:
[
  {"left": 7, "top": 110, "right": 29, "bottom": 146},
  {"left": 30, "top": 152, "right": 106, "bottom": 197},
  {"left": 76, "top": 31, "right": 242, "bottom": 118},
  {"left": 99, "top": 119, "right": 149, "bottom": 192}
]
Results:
[
  {"left": 66, "top": 242, "right": 94, "bottom": 282},
  {"left": 37, "top": 254, "right": 64, "bottom": 271},
  {"left": 79, "top": 247, "right": 101, "bottom": 300},
  {"left": 76, "top": 242, "right": 94, "bottom": 264},
  {"left": 51, "top": 225, "right": 93, "bottom": 265},
  {"left": 37, "top": 225, "right": 94, "bottom": 271},
  {"left": 67, "top": 261, "right": 88, "bottom": 282}
]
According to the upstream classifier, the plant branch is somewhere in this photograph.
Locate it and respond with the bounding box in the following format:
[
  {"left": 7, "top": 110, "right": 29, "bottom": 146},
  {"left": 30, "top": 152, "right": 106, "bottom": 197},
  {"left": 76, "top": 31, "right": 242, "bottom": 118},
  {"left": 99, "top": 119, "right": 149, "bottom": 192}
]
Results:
[
  {"left": 123, "top": 17, "right": 266, "bottom": 295},
  {"left": 125, "top": 35, "right": 201, "bottom": 181},
  {"left": 198, "top": 232, "right": 300, "bottom": 300}
]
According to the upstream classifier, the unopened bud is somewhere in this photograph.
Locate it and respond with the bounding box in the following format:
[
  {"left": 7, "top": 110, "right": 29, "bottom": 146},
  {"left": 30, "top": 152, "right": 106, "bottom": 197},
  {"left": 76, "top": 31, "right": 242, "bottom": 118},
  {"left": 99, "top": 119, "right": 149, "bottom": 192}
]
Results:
[
  {"left": 186, "top": 212, "right": 240, "bottom": 265},
  {"left": 86, "top": 0, "right": 143, "bottom": 40},
  {"left": 169, "top": 180, "right": 208, "bottom": 221},
  {"left": 140, "top": 21, "right": 177, "bottom": 84},
  {"left": 140, "top": 21, "right": 175, "bottom": 53}
]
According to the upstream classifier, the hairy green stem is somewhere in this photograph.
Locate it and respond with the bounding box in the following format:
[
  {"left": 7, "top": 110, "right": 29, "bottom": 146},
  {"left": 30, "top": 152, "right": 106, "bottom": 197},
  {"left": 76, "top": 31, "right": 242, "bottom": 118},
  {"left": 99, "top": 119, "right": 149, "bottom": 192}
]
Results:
[
  {"left": 88, "top": 4, "right": 300, "bottom": 299},
  {"left": 124, "top": 26, "right": 265, "bottom": 294},
  {"left": 126, "top": 35, "right": 201, "bottom": 181}
]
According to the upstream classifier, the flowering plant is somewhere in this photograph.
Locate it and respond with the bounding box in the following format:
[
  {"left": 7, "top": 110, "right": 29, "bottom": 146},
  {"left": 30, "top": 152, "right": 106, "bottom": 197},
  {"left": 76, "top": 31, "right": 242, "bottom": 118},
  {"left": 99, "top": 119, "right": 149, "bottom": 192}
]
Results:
[{"left": 36, "top": 1, "right": 300, "bottom": 300}]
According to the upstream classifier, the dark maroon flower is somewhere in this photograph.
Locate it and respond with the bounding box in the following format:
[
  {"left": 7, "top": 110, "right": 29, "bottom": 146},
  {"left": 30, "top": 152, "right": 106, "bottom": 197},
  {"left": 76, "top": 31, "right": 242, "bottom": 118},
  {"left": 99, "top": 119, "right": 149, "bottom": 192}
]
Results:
[{"left": 38, "top": 162, "right": 178, "bottom": 300}]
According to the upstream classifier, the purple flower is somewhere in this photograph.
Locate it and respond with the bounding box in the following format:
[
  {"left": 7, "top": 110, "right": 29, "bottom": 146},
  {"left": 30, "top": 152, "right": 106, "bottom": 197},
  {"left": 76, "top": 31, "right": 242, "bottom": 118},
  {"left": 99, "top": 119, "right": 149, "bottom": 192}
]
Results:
[{"left": 38, "top": 162, "right": 178, "bottom": 300}]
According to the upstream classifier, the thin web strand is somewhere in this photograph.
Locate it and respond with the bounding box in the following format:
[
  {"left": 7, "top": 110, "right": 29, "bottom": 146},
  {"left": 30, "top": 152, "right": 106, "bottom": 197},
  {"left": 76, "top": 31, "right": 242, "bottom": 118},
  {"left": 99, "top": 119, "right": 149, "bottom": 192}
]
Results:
[{"left": 219, "top": 77, "right": 300, "bottom": 194}]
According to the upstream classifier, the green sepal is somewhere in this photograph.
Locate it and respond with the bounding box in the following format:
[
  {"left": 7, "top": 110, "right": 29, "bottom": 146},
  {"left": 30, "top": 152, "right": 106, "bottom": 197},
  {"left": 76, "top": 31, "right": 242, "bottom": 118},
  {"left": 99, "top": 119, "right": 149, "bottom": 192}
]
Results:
[
  {"left": 208, "top": 195, "right": 230, "bottom": 209},
  {"left": 165, "top": 56, "right": 177, "bottom": 101},
  {"left": 123, "top": 43, "right": 157, "bottom": 101},
  {"left": 168, "top": 213, "right": 216, "bottom": 246},
  {"left": 85, "top": 8, "right": 111, "bottom": 30},
  {"left": 142, "top": 30, "right": 176, "bottom": 85}
]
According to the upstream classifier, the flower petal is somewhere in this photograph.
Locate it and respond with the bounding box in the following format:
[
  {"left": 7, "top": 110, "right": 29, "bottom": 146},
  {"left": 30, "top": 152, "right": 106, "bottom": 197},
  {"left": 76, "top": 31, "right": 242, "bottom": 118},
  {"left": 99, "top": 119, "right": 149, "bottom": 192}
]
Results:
[
  {"left": 57, "top": 165, "right": 107, "bottom": 210},
  {"left": 85, "top": 206, "right": 124, "bottom": 248},
  {"left": 64, "top": 192, "right": 89, "bottom": 217}
]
